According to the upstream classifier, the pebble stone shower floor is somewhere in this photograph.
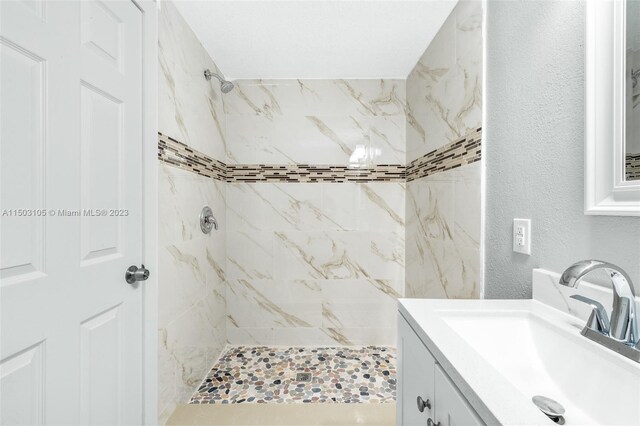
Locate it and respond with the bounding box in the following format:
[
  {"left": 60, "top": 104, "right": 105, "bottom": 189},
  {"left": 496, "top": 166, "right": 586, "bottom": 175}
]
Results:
[{"left": 189, "top": 346, "right": 397, "bottom": 405}]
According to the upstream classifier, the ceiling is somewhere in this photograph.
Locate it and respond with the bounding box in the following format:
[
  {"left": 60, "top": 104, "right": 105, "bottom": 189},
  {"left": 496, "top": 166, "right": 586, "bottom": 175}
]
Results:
[{"left": 173, "top": 1, "right": 458, "bottom": 80}]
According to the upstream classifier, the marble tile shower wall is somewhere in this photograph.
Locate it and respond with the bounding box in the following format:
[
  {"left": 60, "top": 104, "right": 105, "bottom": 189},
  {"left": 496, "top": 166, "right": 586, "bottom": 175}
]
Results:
[
  {"left": 158, "top": 2, "right": 227, "bottom": 423},
  {"left": 224, "top": 80, "right": 406, "bottom": 346},
  {"left": 157, "top": 0, "right": 482, "bottom": 418},
  {"left": 405, "top": 1, "right": 483, "bottom": 299}
]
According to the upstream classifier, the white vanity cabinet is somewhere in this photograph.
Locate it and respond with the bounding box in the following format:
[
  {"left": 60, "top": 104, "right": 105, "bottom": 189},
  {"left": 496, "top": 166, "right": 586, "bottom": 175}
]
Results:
[
  {"left": 433, "top": 365, "right": 483, "bottom": 426},
  {"left": 398, "top": 313, "right": 436, "bottom": 424},
  {"left": 397, "top": 313, "right": 483, "bottom": 426}
]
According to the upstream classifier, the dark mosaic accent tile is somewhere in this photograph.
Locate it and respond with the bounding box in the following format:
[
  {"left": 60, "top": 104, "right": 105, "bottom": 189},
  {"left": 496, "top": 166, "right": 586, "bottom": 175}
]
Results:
[
  {"left": 189, "top": 346, "right": 396, "bottom": 405},
  {"left": 626, "top": 153, "right": 640, "bottom": 181},
  {"left": 158, "top": 133, "right": 226, "bottom": 182},
  {"left": 406, "top": 128, "right": 483, "bottom": 182},
  {"left": 158, "top": 129, "right": 482, "bottom": 183},
  {"left": 226, "top": 164, "right": 406, "bottom": 183}
]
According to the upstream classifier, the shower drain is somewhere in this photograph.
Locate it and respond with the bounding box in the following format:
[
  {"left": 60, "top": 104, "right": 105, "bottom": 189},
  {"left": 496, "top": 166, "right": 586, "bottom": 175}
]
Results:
[{"left": 296, "top": 372, "right": 312, "bottom": 382}]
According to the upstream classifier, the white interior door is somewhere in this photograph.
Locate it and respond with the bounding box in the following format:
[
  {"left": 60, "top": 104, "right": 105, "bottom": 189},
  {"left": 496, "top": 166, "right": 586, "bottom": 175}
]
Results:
[{"left": 1, "top": 1, "right": 146, "bottom": 424}]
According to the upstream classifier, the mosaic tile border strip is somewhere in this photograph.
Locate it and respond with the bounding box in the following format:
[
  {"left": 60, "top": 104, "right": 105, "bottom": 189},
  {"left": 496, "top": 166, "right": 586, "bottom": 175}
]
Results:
[
  {"left": 158, "top": 129, "right": 482, "bottom": 183},
  {"left": 626, "top": 153, "right": 640, "bottom": 181},
  {"left": 189, "top": 346, "right": 396, "bottom": 404},
  {"left": 407, "top": 128, "right": 483, "bottom": 182},
  {"left": 158, "top": 133, "right": 227, "bottom": 181},
  {"left": 226, "top": 164, "right": 405, "bottom": 183},
  {"left": 158, "top": 132, "right": 405, "bottom": 183}
]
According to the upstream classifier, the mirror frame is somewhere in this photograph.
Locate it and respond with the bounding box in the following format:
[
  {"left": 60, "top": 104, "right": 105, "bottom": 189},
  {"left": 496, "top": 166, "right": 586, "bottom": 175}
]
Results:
[{"left": 585, "top": 0, "right": 640, "bottom": 216}]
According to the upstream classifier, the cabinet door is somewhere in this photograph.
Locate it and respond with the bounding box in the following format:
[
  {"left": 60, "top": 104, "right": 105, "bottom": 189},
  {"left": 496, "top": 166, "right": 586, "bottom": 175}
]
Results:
[
  {"left": 398, "top": 313, "right": 436, "bottom": 426},
  {"left": 434, "top": 365, "right": 483, "bottom": 426}
]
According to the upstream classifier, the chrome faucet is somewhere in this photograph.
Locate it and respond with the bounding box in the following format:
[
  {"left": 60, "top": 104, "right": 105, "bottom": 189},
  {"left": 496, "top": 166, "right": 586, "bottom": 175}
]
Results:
[{"left": 559, "top": 260, "right": 639, "bottom": 363}]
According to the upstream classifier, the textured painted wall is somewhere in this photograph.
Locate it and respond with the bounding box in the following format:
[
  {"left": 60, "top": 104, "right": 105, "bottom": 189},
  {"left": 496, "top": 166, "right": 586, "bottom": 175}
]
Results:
[
  {"left": 158, "top": 2, "right": 227, "bottom": 423},
  {"left": 224, "top": 79, "right": 406, "bottom": 346},
  {"left": 405, "top": 1, "right": 483, "bottom": 299},
  {"left": 484, "top": 0, "right": 640, "bottom": 298}
]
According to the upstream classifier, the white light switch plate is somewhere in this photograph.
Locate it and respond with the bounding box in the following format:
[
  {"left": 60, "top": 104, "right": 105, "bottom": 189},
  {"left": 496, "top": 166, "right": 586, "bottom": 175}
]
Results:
[{"left": 513, "top": 218, "right": 531, "bottom": 255}]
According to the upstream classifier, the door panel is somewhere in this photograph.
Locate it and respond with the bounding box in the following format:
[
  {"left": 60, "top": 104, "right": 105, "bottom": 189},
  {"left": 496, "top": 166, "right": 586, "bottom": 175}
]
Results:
[
  {"left": 1, "top": 1, "right": 145, "bottom": 424},
  {"left": 80, "top": 305, "right": 124, "bottom": 426},
  {"left": 81, "top": 0, "right": 124, "bottom": 72},
  {"left": 79, "top": 82, "right": 124, "bottom": 265},
  {"left": 0, "top": 342, "right": 45, "bottom": 426},
  {"left": 0, "top": 39, "right": 46, "bottom": 285}
]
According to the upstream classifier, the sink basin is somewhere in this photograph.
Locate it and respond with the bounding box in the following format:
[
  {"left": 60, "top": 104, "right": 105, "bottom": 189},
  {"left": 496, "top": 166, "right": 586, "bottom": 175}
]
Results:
[
  {"left": 441, "top": 309, "right": 640, "bottom": 425},
  {"left": 399, "top": 267, "right": 640, "bottom": 426}
]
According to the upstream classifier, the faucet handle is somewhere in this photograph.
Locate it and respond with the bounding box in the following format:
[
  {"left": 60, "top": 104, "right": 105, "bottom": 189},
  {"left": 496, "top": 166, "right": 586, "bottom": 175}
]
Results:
[{"left": 570, "top": 294, "right": 611, "bottom": 335}]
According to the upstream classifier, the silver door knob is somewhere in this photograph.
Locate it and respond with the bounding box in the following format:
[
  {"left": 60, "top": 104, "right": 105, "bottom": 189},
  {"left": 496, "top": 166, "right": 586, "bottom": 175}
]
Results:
[
  {"left": 417, "top": 396, "right": 431, "bottom": 412},
  {"left": 125, "top": 264, "right": 150, "bottom": 284}
]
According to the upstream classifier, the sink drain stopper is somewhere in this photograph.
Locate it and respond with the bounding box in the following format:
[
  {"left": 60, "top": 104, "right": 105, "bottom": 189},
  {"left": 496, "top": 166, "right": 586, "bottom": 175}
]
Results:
[{"left": 532, "top": 395, "right": 566, "bottom": 424}]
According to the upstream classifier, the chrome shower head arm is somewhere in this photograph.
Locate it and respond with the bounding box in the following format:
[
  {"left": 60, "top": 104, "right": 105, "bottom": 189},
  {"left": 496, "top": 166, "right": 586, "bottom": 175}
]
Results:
[
  {"left": 203, "top": 69, "right": 223, "bottom": 83},
  {"left": 203, "top": 69, "right": 234, "bottom": 93}
]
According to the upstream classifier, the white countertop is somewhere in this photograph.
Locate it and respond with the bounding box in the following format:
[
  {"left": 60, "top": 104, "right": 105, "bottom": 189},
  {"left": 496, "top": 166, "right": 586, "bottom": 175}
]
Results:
[
  {"left": 398, "top": 298, "right": 581, "bottom": 426},
  {"left": 398, "top": 269, "right": 640, "bottom": 426}
]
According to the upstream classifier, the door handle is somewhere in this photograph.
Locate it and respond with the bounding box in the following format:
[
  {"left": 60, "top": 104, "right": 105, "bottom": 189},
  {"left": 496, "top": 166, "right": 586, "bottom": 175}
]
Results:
[
  {"left": 125, "top": 264, "right": 150, "bottom": 284},
  {"left": 427, "top": 419, "right": 440, "bottom": 426},
  {"left": 416, "top": 396, "right": 431, "bottom": 412}
]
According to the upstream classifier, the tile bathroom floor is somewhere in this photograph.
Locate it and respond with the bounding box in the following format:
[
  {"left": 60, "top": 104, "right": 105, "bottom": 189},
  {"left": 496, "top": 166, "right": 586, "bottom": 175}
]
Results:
[
  {"left": 189, "top": 346, "right": 396, "bottom": 405},
  {"left": 166, "top": 403, "right": 395, "bottom": 425}
]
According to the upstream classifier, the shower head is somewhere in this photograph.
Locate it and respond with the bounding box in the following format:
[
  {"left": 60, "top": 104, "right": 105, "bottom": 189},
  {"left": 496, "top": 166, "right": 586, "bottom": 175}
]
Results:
[
  {"left": 220, "top": 80, "right": 235, "bottom": 94},
  {"left": 204, "top": 69, "right": 234, "bottom": 93}
]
